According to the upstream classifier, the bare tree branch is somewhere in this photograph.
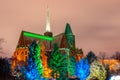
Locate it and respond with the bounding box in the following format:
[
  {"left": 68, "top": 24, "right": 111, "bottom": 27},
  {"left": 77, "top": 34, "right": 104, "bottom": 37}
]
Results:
[
  {"left": 98, "top": 52, "right": 106, "bottom": 60},
  {"left": 0, "top": 38, "right": 5, "bottom": 54},
  {"left": 111, "top": 52, "right": 120, "bottom": 61}
]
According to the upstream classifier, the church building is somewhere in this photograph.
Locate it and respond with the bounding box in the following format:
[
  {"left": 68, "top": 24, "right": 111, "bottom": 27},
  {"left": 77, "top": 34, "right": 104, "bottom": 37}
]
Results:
[{"left": 11, "top": 8, "right": 83, "bottom": 78}]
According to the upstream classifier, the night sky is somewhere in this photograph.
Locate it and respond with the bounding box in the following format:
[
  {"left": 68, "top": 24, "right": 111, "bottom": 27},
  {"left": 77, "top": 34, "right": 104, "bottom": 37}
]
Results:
[{"left": 0, "top": 0, "right": 120, "bottom": 57}]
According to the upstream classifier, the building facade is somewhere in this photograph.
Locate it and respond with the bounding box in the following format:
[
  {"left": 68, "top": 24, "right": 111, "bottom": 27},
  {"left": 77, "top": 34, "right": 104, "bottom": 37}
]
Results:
[{"left": 11, "top": 9, "right": 83, "bottom": 79}]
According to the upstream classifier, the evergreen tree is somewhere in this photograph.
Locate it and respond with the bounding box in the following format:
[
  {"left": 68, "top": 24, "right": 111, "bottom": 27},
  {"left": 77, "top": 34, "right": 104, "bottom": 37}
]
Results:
[
  {"left": 86, "top": 51, "right": 97, "bottom": 64},
  {"left": 87, "top": 60, "right": 106, "bottom": 80},
  {"left": 48, "top": 44, "right": 68, "bottom": 79},
  {"left": 76, "top": 58, "right": 90, "bottom": 80},
  {"left": 23, "top": 41, "right": 43, "bottom": 80},
  {"left": 40, "top": 42, "right": 52, "bottom": 78},
  {"left": 68, "top": 56, "right": 76, "bottom": 77}
]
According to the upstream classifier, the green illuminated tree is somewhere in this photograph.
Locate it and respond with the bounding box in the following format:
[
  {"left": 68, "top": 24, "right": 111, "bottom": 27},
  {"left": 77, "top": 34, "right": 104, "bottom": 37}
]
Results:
[
  {"left": 23, "top": 41, "right": 43, "bottom": 80},
  {"left": 68, "top": 56, "right": 76, "bottom": 77},
  {"left": 48, "top": 44, "right": 68, "bottom": 79},
  {"left": 87, "top": 60, "right": 106, "bottom": 80}
]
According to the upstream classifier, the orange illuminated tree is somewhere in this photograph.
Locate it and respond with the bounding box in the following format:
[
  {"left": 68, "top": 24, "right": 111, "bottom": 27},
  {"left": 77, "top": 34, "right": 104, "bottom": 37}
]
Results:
[
  {"left": 40, "top": 43, "right": 52, "bottom": 78},
  {"left": 12, "top": 47, "right": 29, "bottom": 70}
]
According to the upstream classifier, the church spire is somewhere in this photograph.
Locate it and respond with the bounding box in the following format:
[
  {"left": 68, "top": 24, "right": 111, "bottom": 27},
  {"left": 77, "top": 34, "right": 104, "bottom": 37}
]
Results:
[
  {"left": 46, "top": 7, "right": 51, "bottom": 32},
  {"left": 44, "top": 7, "right": 53, "bottom": 37}
]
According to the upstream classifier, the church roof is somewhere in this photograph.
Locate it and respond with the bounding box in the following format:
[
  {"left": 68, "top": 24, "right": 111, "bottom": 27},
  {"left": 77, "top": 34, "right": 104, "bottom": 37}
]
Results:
[
  {"left": 17, "top": 31, "right": 54, "bottom": 47},
  {"left": 53, "top": 33, "right": 64, "bottom": 47},
  {"left": 53, "top": 33, "right": 69, "bottom": 48}
]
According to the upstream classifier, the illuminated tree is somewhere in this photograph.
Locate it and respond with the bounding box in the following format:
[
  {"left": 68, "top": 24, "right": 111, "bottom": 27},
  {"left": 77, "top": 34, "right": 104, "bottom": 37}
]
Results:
[
  {"left": 75, "top": 48, "right": 84, "bottom": 62},
  {"left": 87, "top": 60, "right": 106, "bottom": 80},
  {"left": 48, "top": 44, "right": 68, "bottom": 79},
  {"left": 68, "top": 56, "right": 76, "bottom": 77},
  {"left": 40, "top": 43, "right": 52, "bottom": 78},
  {"left": 76, "top": 58, "right": 90, "bottom": 80},
  {"left": 23, "top": 41, "right": 43, "bottom": 80},
  {"left": 12, "top": 47, "right": 29, "bottom": 70}
]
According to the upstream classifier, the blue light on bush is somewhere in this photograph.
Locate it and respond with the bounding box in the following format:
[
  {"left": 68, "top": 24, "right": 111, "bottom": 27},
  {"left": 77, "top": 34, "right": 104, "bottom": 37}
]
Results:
[{"left": 76, "top": 58, "right": 90, "bottom": 80}]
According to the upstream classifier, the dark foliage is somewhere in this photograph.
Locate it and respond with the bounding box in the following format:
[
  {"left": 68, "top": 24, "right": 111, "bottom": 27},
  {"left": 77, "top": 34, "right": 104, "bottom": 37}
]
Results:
[
  {"left": 111, "top": 52, "right": 120, "bottom": 61},
  {"left": 0, "top": 57, "right": 11, "bottom": 80},
  {"left": 86, "top": 51, "right": 97, "bottom": 64}
]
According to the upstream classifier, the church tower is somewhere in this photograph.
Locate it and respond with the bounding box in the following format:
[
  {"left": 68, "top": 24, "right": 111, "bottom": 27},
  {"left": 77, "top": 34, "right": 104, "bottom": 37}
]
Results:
[
  {"left": 44, "top": 7, "right": 53, "bottom": 37},
  {"left": 65, "top": 23, "right": 75, "bottom": 49},
  {"left": 44, "top": 7, "right": 53, "bottom": 50}
]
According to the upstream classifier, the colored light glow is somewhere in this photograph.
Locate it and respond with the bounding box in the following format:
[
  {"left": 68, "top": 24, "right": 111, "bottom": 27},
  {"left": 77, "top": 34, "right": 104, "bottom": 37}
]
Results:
[
  {"left": 23, "top": 31, "right": 53, "bottom": 41},
  {"left": 48, "top": 44, "right": 68, "bottom": 78},
  {"left": 87, "top": 60, "right": 106, "bottom": 80},
  {"left": 12, "top": 47, "right": 29, "bottom": 70},
  {"left": 76, "top": 58, "right": 90, "bottom": 80},
  {"left": 68, "top": 57, "right": 76, "bottom": 76},
  {"left": 22, "top": 41, "right": 43, "bottom": 79},
  {"left": 41, "top": 44, "right": 52, "bottom": 78},
  {"left": 109, "top": 76, "right": 120, "bottom": 80}
]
